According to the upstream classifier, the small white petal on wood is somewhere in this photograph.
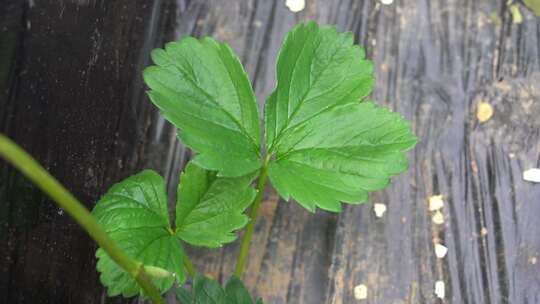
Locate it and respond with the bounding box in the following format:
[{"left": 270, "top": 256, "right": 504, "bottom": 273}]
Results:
[
  {"left": 429, "top": 195, "right": 444, "bottom": 211},
  {"left": 435, "top": 281, "right": 445, "bottom": 299},
  {"left": 354, "top": 284, "right": 368, "bottom": 300},
  {"left": 480, "top": 227, "right": 488, "bottom": 236},
  {"left": 434, "top": 243, "right": 448, "bottom": 258},
  {"left": 523, "top": 168, "right": 540, "bottom": 183},
  {"left": 373, "top": 203, "right": 387, "bottom": 217},
  {"left": 285, "top": 0, "right": 305, "bottom": 12}
]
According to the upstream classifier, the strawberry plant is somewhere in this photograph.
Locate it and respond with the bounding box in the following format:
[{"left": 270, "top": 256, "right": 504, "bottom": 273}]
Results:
[{"left": 0, "top": 21, "right": 416, "bottom": 304}]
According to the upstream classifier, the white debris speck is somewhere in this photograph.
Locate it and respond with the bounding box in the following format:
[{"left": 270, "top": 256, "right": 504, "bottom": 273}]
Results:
[
  {"left": 285, "top": 0, "right": 305, "bottom": 12},
  {"left": 523, "top": 168, "right": 540, "bottom": 183},
  {"left": 354, "top": 284, "right": 368, "bottom": 300},
  {"left": 373, "top": 203, "right": 387, "bottom": 217},
  {"left": 429, "top": 195, "right": 444, "bottom": 211},
  {"left": 432, "top": 210, "right": 445, "bottom": 225},
  {"left": 434, "top": 243, "right": 448, "bottom": 258},
  {"left": 480, "top": 227, "right": 488, "bottom": 236},
  {"left": 381, "top": 0, "right": 394, "bottom": 5},
  {"left": 435, "top": 281, "right": 445, "bottom": 299}
]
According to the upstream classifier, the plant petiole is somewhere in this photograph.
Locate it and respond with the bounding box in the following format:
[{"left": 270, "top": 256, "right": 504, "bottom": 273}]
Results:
[
  {"left": 184, "top": 254, "right": 196, "bottom": 278},
  {"left": 234, "top": 155, "right": 270, "bottom": 277}
]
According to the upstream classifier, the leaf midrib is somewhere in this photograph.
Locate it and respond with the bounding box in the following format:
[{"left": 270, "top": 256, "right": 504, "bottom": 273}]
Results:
[
  {"left": 269, "top": 31, "right": 351, "bottom": 152},
  {"left": 274, "top": 106, "right": 412, "bottom": 160},
  {"left": 167, "top": 53, "right": 261, "bottom": 155}
]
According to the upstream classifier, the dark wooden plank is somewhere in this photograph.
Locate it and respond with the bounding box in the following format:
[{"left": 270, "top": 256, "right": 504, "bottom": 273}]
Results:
[{"left": 0, "top": 0, "right": 175, "bottom": 302}]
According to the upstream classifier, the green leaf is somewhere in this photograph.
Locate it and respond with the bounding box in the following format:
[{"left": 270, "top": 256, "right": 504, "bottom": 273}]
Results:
[
  {"left": 175, "top": 275, "right": 262, "bottom": 304},
  {"left": 143, "top": 37, "right": 262, "bottom": 177},
  {"left": 265, "top": 22, "right": 417, "bottom": 212},
  {"left": 93, "top": 164, "right": 257, "bottom": 297},
  {"left": 224, "top": 276, "right": 255, "bottom": 304},
  {"left": 175, "top": 286, "right": 194, "bottom": 303},
  {"left": 92, "top": 170, "right": 185, "bottom": 297},
  {"left": 176, "top": 162, "right": 256, "bottom": 248},
  {"left": 265, "top": 21, "right": 374, "bottom": 151},
  {"left": 193, "top": 274, "right": 226, "bottom": 303},
  {"left": 268, "top": 102, "right": 416, "bottom": 212}
]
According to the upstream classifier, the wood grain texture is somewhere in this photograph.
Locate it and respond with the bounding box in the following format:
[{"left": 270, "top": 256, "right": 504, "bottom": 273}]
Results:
[
  {"left": 0, "top": 0, "right": 175, "bottom": 303},
  {"left": 1, "top": 0, "right": 539, "bottom": 303}
]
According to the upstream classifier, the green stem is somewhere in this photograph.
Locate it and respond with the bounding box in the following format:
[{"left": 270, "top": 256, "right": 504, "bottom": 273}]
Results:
[
  {"left": 0, "top": 134, "right": 164, "bottom": 304},
  {"left": 234, "top": 157, "right": 269, "bottom": 277},
  {"left": 183, "top": 254, "right": 196, "bottom": 278}
]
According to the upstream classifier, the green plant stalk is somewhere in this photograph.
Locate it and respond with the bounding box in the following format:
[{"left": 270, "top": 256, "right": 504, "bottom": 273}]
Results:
[
  {"left": 0, "top": 134, "right": 164, "bottom": 304},
  {"left": 234, "top": 156, "right": 270, "bottom": 277},
  {"left": 183, "top": 254, "right": 196, "bottom": 278}
]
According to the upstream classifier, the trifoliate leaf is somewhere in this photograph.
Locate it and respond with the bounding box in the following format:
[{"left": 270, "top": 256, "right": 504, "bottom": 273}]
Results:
[
  {"left": 176, "top": 162, "right": 256, "bottom": 248},
  {"left": 92, "top": 170, "right": 185, "bottom": 297},
  {"left": 175, "top": 275, "right": 262, "bottom": 304},
  {"left": 265, "top": 22, "right": 416, "bottom": 212},
  {"left": 143, "top": 37, "right": 262, "bottom": 177}
]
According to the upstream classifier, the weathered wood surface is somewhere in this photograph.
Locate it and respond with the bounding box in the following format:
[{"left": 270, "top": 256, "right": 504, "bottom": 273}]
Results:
[
  {"left": 1, "top": 0, "right": 540, "bottom": 303},
  {"left": 0, "top": 0, "right": 176, "bottom": 302}
]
